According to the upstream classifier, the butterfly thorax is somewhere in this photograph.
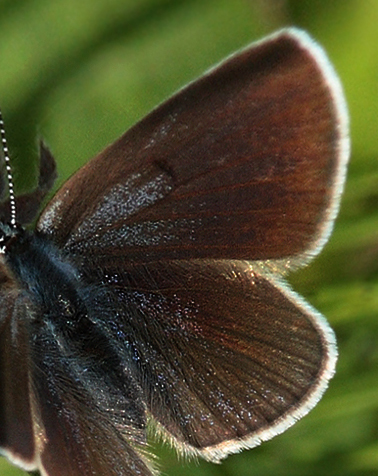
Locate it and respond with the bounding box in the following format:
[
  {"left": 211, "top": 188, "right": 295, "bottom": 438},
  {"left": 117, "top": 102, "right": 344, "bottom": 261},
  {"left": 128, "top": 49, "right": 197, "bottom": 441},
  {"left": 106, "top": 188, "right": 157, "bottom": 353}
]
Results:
[
  {"left": 0, "top": 221, "right": 143, "bottom": 391},
  {"left": 0, "top": 223, "right": 87, "bottom": 331}
]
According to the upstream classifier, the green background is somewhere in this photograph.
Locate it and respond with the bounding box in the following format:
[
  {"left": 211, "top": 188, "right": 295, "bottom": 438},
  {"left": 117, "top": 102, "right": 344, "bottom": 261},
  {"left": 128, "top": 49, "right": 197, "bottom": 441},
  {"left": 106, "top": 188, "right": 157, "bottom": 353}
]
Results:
[{"left": 0, "top": 1, "right": 377, "bottom": 475}]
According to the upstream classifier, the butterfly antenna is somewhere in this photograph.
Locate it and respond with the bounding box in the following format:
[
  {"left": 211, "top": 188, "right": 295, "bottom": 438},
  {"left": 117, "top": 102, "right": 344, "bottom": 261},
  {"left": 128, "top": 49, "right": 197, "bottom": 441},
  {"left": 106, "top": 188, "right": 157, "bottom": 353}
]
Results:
[{"left": 0, "top": 110, "right": 17, "bottom": 228}]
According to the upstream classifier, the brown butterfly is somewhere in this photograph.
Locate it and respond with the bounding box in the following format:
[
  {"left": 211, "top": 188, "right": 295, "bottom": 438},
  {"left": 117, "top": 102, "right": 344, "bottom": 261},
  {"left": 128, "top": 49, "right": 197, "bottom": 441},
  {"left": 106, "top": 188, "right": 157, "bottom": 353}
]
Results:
[{"left": 0, "top": 28, "right": 349, "bottom": 476}]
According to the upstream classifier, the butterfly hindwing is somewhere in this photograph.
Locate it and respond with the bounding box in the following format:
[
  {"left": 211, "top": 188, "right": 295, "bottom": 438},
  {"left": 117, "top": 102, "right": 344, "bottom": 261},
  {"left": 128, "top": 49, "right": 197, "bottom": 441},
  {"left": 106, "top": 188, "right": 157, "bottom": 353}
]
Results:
[
  {"left": 30, "top": 315, "right": 155, "bottom": 476},
  {"left": 85, "top": 259, "right": 336, "bottom": 460},
  {"left": 0, "top": 263, "right": 156, "bottom": 476},
  {"left": 0, "top": 273, "right": 36, "bottom": 471}
]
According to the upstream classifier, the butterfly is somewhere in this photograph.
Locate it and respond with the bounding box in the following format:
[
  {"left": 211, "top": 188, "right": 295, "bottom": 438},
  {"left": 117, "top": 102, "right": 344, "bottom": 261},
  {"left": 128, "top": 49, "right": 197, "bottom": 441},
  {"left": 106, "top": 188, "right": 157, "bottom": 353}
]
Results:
[{"left": 0, "top": 28, "right": 349, "bottom": 476}]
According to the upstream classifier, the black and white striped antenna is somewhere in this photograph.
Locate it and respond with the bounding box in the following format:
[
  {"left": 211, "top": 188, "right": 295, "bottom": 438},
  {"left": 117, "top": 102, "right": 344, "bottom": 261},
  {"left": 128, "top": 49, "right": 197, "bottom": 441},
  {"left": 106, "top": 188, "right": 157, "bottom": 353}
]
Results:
[{"left": 0, "top": 110, "right": 17, "bottom": 228}]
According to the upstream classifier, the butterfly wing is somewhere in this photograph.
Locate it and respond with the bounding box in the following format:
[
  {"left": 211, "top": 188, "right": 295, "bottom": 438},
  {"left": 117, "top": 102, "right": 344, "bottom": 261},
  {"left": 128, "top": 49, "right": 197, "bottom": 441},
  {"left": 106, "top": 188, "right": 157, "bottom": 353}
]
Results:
[
  {"left": 0, "top": 265, "right": 156, "bottom": 476},
  {"left": 0, "top": 142, "right": 57, "bottom": 225},
  {"left": 28, "top": 28, "right": 348, "bottom": 469},
  {"left": 30, "top": 313, "right": 155, "bottom": 476},
  {"left": 88, "top": 259, "right": 336, "bottom": 460},
  {"left": 0, "top": 269, "right": 36, "bottom": 471},
  {"left": 37, "top": 29, "right": 348, "bottom": 268}
]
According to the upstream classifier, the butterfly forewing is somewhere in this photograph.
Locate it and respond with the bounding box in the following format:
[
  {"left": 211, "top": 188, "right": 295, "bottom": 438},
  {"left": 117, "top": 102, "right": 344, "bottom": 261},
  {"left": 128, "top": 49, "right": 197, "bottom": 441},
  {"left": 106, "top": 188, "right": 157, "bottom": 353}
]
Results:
[
  {"left": 37, "top": 29, "right": 348, "bottom": 267},
  {"left": 0, "top": 142, "right": 57, "bottom": 226}
]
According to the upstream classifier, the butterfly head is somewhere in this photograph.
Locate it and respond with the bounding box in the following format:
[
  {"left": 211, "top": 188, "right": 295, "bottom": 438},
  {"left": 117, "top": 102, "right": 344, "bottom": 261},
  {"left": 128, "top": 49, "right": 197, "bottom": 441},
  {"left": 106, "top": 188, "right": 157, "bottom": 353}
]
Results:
[{"left": 0, "top": 221, "right": 23, "bottom": 254}]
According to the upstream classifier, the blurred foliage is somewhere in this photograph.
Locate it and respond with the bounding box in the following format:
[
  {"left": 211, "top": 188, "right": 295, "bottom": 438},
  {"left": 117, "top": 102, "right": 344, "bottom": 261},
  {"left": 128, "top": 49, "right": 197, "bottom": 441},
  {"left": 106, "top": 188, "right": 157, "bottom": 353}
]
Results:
[{"left": 0, "top": 0, "right": 377, "bottom": 475}]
